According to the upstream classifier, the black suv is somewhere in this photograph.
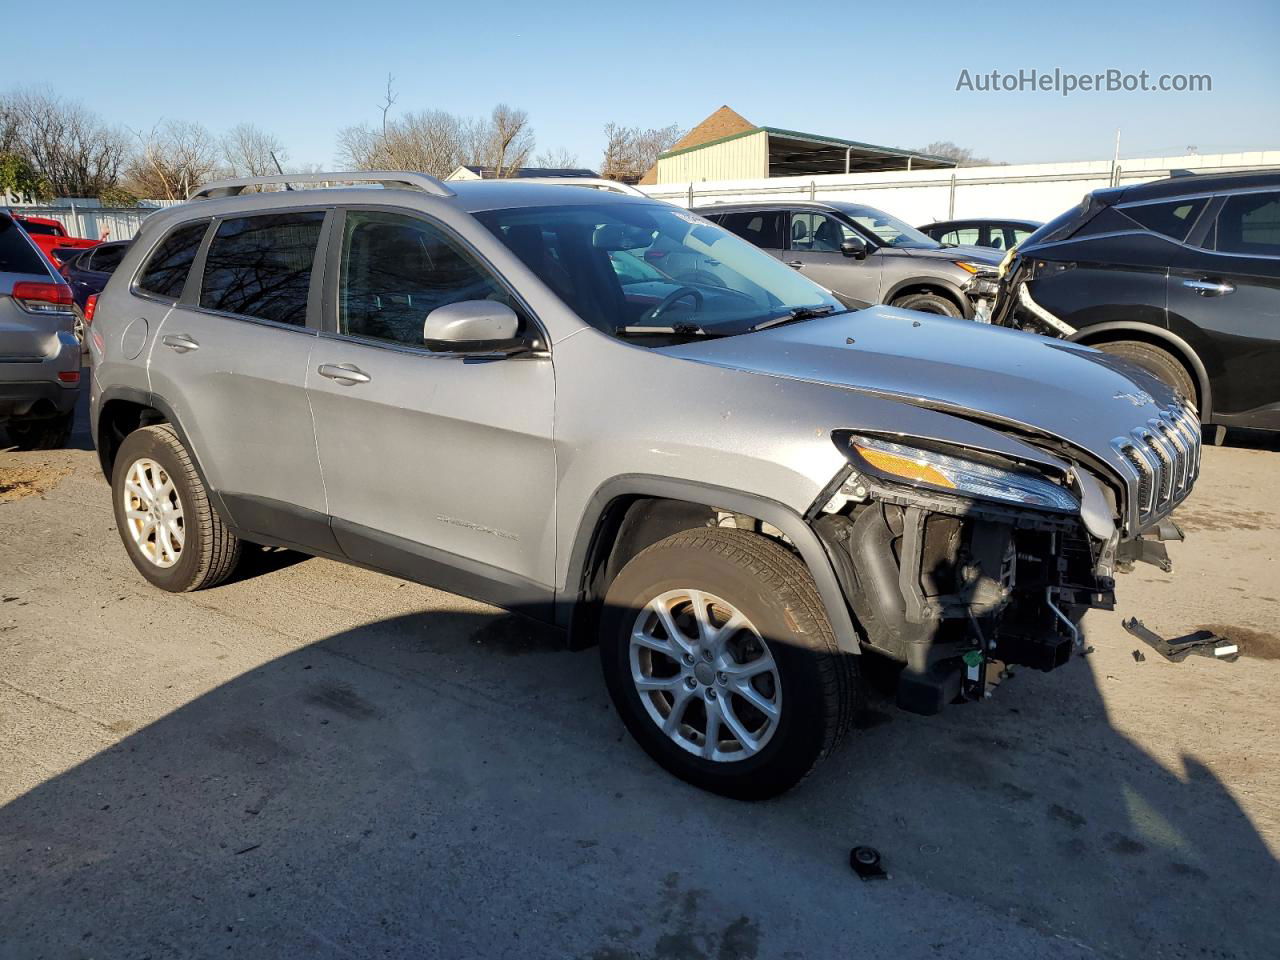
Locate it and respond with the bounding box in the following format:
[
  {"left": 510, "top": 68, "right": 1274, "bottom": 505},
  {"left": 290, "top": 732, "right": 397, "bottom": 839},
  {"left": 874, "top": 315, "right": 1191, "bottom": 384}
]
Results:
[
  {"left": 696, "top": 200, "right": 1000, "bottom": 318},
  {"left": 991, "top": 171, "right": 1280, "bottom": 437}
]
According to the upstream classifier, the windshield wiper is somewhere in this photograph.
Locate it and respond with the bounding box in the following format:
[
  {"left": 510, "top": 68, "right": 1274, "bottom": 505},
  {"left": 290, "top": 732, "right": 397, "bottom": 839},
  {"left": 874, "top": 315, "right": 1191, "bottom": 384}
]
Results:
[
  {"left": 615, "top": 322, "right": 723, "bottom": 337},
  {"left": 748, "top": 305, "right": 843, "bottom": 332}
]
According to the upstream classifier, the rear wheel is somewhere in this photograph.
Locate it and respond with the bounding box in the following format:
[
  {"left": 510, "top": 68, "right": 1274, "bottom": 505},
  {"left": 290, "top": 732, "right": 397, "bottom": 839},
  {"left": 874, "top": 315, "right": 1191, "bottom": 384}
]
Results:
[
  {"left": 111, "top": 424, "right": 241, "bottom": 592},
  {"left": 600, "top": 528, "right": 861, "bottom": 799},
  {"left": 1096, "top": 340, "right": 1197, "bottom": 406},
  {"left": 892, "top": 291, "right": 963, "bottom": 318},
  {"left": 6, "top": 410, "right": 74, "bottom": 450}
]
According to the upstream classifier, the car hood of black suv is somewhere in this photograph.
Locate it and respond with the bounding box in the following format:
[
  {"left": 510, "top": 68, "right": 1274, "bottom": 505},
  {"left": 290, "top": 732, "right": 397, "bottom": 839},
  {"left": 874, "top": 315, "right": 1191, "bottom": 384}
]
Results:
[{"left": 662, "top": 307, "right": 1183, "bottom": 488}]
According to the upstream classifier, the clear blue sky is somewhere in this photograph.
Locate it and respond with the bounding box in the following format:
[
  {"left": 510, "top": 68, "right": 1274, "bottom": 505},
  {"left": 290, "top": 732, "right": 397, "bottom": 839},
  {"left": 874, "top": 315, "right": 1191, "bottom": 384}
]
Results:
[{"left": 8, "top": 0, "right": 1278, "bottom": 170}]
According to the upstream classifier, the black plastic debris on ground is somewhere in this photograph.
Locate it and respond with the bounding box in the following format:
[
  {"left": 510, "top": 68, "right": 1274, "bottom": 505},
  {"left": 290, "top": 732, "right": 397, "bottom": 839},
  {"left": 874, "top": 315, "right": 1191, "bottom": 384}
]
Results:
[
  {"left": 1122, "top": 617, "right": 1240, "bottom": 663},
  {"left": 850, "top": 846, "right": 887, "bottom": 881}
]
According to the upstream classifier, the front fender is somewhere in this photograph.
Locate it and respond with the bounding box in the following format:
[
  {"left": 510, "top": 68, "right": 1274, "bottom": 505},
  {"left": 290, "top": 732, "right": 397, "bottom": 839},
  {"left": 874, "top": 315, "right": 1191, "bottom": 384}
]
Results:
[{"left": 562, "top": 475, "right": 861, "bottom": 655}]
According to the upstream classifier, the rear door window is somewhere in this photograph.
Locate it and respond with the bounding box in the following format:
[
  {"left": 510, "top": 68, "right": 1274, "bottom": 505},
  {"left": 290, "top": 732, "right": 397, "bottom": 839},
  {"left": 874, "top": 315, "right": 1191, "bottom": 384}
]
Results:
[
  {"left": 1121, "top": 198, "right": 1207, "bottom": 241},
  {"left": 717, "top": 211, "right": 785, "bottom": 250},
  {"left": 137, "top": 220, "right": 209, "bottom": 299},
  {"left": 88, "top": 244, "right": 127, "bottom": 274},
  {"left": 1214, "top": 191, "right": 1280, "bottom": 256},
  {"left": 0, "top": 216, "right": 50, "bottom": 275},
  {"left": 200, "top": 211, "right": 324, "bottom": 325},
  {"left": 939, "top": 227, "right": 981, "bottom": 246}
]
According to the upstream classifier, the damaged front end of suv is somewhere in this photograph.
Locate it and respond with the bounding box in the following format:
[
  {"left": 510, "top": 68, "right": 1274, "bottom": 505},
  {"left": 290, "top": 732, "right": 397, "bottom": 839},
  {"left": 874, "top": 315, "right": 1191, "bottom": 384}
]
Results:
[{"left": 808, "top": 408, "right": 1200, "bottom": 715}]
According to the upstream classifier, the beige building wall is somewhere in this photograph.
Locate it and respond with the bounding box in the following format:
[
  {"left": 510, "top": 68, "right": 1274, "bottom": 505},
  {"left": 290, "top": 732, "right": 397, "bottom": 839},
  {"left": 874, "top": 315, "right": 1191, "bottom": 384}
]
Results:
[{"left": 656, "top": 131, "right": 769, "bottom": 185}]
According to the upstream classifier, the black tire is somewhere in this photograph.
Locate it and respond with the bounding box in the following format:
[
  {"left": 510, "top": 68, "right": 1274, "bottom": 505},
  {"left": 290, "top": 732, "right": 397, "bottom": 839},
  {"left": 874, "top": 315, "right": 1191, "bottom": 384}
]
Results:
[
  {"left": 6, "top": 410, "right": 74, "bottom": 450},
  {"left": 1095, "top": 340, "right": 1197, "bottom": 405},
  {"left": 111, "top": 424, "right": 241, "bottom": 592},
  {"left": 600, "top": 528, "right": 861, "bottom": 800},
  {"left": 891, "top": 292, "right": 963, "bottom": 318}
]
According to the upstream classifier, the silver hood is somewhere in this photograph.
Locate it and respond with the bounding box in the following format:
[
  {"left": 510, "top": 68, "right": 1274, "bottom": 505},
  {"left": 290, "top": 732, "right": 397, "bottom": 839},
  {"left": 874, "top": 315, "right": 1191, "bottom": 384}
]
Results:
[{"left": 662, "top": 307, "right": 1198, "bottom": 533}]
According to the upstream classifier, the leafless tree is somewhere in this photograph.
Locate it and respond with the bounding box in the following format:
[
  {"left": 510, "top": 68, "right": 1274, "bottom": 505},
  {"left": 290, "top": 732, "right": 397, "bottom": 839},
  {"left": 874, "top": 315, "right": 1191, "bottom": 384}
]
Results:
[
  {"left": 916, "top": 141, "right": 992, "bottom": 167},
  {"left": 600, "top": 122, "right": 684, "bottom": 182},
  {"left": 222, "top": 123, "right": 287, "bottom": 179},
  {"left": 480, "top": 104, "right": 534, "bottom": 177},
  {"left": 126, "top": 120, "right": 222, "bottom": 200},
  {"left": 337, "top": 100, "right": 537, "bottom": 179},
  {"left": 378, "top": 74, "right": 399, "bottom": 137},
  {"left": 0, "top": 89, "right": 128, "bottom": 196},
  {"left": 533, "top": 146, "right": 580, "bottom": 169}
]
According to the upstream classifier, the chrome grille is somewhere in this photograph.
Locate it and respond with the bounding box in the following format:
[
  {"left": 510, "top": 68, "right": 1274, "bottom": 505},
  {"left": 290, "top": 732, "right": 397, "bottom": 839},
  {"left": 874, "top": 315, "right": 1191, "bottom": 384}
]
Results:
[{"left": 1112, "top": 401, "right": 1202, "bottom": 534}]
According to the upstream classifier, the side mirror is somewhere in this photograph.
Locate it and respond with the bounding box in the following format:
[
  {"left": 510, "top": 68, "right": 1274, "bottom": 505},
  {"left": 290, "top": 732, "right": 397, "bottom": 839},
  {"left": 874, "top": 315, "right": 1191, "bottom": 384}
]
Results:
[
  {"left": 840, "top": 237, "right": 869, "bottom": 260},
  {"left": 423, "top": 300, "right": 524, "bottom": 353}
]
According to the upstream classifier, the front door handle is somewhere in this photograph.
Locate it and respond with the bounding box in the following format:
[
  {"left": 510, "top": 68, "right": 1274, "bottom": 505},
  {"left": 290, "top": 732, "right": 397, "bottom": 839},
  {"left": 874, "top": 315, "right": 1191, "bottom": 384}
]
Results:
[
  {"left": 1183, "top": 278, "right": 1235, "bottom": 296},
  {"left": 161, "top": 333, "right": 199, "bottom": 353},
  {"left": 317, "top": 363, "right": 371, "bottom": 385},
  {"left": 786, "top": 260, "right": 804, "bottom": 269}
]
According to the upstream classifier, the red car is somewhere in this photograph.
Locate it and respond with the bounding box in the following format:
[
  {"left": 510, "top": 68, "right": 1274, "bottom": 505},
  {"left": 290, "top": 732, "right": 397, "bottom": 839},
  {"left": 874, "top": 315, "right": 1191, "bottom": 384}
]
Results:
[{"left": 13, "top": 215, "right": 100, "bottom": 263}]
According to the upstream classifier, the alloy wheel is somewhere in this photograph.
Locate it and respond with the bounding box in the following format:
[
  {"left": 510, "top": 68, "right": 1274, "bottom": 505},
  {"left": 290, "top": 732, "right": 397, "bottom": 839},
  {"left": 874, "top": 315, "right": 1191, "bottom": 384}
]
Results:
[
  {"left": 122, "top": 457, "right": 185, "bottom": 568},
  {"left": 629, "top": 589, "right": 782, "bottom": 762}
]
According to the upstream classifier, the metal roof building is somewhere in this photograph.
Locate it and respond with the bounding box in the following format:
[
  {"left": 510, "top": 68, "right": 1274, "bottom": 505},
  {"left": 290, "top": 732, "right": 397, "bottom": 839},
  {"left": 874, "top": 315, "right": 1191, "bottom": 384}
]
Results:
[{"left": 646, "top": 106, "right": 956, "bottom": 184}]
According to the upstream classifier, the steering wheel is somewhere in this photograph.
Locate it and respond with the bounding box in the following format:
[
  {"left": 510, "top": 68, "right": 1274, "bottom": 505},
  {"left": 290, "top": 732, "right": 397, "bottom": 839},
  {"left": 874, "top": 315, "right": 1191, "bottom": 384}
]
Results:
[{"left": 639, "top": 286, "right": 704, "bottom": 325}]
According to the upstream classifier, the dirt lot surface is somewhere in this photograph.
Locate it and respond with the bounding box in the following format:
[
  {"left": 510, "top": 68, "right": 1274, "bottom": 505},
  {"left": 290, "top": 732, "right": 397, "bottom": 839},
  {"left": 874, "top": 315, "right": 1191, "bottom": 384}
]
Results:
[{"left": 2, "top": 408, "right": 1278, "bottom": 959}]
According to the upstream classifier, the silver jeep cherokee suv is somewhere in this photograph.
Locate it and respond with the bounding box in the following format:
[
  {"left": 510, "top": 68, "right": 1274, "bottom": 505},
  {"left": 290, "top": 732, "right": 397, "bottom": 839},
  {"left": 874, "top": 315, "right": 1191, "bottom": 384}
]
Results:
[{"left": 89, "top": 172, "right": 1198, "bottom": 799}]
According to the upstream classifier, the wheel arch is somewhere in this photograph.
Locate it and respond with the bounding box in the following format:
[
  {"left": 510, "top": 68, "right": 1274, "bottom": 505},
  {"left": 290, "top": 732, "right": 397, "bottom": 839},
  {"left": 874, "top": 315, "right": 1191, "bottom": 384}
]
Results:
[
  {"left": 884, "top": 276, "right": 972, "bottom": 318},
  {"left": 95, "top": 387, "right": 217, "bottom": 494},
  {"left": 561, "top": 475, "right": 860, "bottom": 655},
  {"left": 1069, "top": 322, "right": 1212, "bottom": 420}
]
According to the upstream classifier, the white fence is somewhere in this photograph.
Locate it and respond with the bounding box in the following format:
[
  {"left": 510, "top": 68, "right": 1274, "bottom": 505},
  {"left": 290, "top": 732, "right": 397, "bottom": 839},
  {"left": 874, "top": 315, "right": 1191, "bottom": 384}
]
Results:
[
  {"left": 639, "top": 151, "right": 1280, "bottom": 223},
  {"left": 9, "top": 204, "right": 163, "bottom": 242}
]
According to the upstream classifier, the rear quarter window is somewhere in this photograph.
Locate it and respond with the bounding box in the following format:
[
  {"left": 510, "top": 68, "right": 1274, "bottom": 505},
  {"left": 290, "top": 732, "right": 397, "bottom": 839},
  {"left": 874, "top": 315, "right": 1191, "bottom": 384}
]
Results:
[
  {"left": 1119, "top": 198, "right": 1207, "bottom": 241},
  {"left": 0, "top": 217, "right": 50, "bottom": 275},
  {"left": 137, "top": 220, "right": 210, "bottom": 300}
]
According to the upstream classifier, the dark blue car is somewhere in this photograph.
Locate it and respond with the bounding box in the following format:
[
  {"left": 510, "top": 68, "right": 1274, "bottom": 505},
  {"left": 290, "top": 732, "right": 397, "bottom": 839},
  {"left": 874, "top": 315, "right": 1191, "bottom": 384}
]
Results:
[{"left": 59, "top": 240, "right": 131, "bottom": 313}]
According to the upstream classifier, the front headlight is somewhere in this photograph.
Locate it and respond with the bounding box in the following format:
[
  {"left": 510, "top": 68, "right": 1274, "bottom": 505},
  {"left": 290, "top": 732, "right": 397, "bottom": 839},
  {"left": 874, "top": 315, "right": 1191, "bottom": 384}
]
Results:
[{"left": 847, "top": 435, "right": 1079, "bottom": 513}]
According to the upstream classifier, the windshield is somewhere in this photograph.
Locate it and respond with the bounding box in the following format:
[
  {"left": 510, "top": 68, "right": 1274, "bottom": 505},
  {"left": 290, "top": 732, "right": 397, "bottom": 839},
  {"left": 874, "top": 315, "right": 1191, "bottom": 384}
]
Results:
[
  {"left": 835, "top": 204, "right": 940, "bottom": 250},
  {"left": 476, "top": 202, "right": 843, "bottom": 340}
]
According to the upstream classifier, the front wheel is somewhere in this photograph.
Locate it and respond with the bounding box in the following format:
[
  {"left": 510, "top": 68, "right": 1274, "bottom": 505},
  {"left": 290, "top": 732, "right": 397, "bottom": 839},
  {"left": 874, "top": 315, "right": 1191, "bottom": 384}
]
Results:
[
  {"left": 600, "top": 528, "right": 861, "bottom": 799},
  {"left": 891, "top": 292, "right": 963, "bottom": 318}
]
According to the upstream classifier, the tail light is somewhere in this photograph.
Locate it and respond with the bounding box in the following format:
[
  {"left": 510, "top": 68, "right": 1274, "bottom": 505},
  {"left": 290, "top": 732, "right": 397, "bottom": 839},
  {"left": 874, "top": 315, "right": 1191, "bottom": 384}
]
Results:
[
  {"left": 12, "top": 281, "right": 74, "bottom": 316},
  {"left": 84, "top": 293, "right": 99, "bottom": 326}
]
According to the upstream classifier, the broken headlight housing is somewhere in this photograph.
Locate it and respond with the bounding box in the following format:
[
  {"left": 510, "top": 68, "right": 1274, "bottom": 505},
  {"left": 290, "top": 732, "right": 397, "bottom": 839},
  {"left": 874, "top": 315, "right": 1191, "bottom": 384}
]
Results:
[{"left": 846, "top": 435, "right": 1080, "bottom": 513}]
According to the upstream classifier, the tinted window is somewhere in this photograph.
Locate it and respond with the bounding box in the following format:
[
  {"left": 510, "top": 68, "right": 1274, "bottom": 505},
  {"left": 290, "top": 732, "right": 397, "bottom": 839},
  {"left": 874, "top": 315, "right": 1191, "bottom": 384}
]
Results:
[
  {"left": 0, "top": 216, "right": 49, "bottom": 275},
  {"left": 19, "top": 219, "right": 60, "bottom": 236},
  {"left": 138, "top": 220, "right": 209, "bottom": 299},
  {"left": 1121, "top": 198, "right": 1206, "bottom": 241},
  {"left": 89, "top": 244, "right": 127, "bottom": 274},
  {"left": 201, "top": 212, "right": 323, "bottom": 325},
  {"left": 717, "top": 211, "right": 785, "bottom": 249},
  {"left": 790, "top": 212, "right": 855, "bottom": 252},
  {"left": 339, "top": 210, "right": 511, "bottom": 347},
  {"left": 1215, "top": 192, "right": 1280, "bottom": 256}
]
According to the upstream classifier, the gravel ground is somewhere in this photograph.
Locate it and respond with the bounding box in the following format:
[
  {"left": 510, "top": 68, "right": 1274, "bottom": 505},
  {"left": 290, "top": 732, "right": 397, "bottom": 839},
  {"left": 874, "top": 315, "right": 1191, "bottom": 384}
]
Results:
[{"left": 1, "top": 404, "right": 1277, "bottom": 960}]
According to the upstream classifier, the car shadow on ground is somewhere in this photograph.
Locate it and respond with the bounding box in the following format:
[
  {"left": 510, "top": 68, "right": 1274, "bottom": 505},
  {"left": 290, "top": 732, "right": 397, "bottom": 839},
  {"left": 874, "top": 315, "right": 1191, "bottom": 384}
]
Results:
[{"left": 1, "top": 602, "right": 1276, "bottom": 959}]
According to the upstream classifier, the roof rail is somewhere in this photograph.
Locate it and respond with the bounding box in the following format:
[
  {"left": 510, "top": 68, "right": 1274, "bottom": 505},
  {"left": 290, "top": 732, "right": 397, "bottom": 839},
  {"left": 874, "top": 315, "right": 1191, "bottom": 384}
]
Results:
[{"left": 188, "top": 171, "right": 456, "bottom": 201}]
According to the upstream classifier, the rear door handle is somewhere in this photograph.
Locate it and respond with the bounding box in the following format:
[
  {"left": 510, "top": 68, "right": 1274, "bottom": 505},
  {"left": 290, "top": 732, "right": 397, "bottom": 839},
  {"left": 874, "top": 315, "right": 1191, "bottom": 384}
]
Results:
[
  {"left": 317, "top": 363, "right": 371, "bottom": 385},
  {"left": 786, "top": 260, "right": 804, "bottom": 269},
  {"left": 161, "top": 334, "right": 199, "bottom": 353},
  {"left": 1183, "top": 278, "right": 1235, "bottom": 296}
]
